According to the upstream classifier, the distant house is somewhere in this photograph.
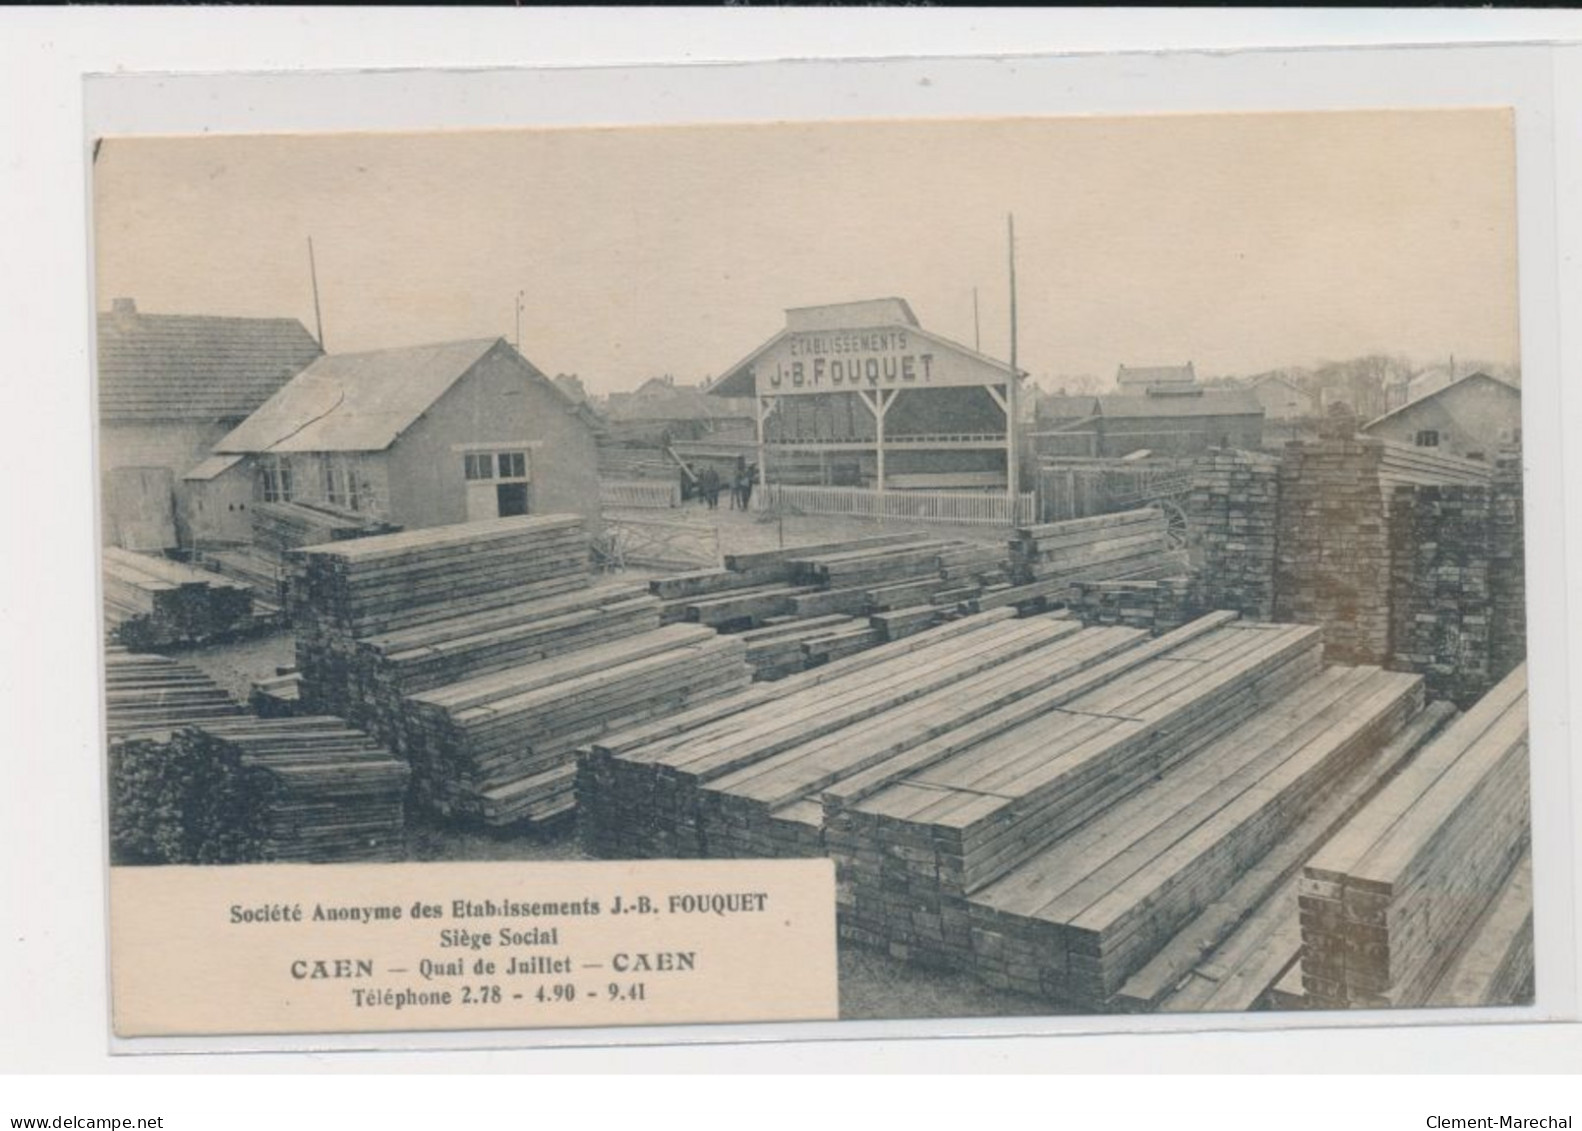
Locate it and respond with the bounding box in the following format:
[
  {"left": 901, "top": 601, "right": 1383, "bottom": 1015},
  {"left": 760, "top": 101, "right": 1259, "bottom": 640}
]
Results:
[
  {"left": 213, "top": 338, "right": 603, "bottom": 534},
  {"left": 1116, "top": 362, "right": 1196, "bottom": 392},
  {"left": 1248, "top": 373, "right": 1317, "bottom": 421},
  {"left": 1361, "top": 372, "right": 1521, "bottom": 462},
  {"left": 96, "top": 298, "right": 323, "bottom": 549}
]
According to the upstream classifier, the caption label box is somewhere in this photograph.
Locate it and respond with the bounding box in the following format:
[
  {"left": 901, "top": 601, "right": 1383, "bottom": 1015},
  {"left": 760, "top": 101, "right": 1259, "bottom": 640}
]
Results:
[{"left": 111, "top": 858, "right": 838, "bottom": 1036}]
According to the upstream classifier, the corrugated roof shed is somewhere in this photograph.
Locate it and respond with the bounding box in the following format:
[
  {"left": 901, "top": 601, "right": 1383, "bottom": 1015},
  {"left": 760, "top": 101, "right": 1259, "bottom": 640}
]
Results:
[
  {"left": 97, "top": 300, "right": 323, "bottom": 422},
  {"left": 214, "top": 338, "right": 508, "bottom": 454},
  {"left": 1099, "top": 388, "right": 1263, "bottom": 419}
]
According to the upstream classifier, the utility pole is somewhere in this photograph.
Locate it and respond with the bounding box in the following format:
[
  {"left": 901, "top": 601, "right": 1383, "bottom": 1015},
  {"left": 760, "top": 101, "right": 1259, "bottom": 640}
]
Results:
[
  {"left": 973, "top": 286, "right": 981, "bottom": 352},
  {"left": 307, "top": 237, "right": 325, "bottom": 351},
  {"left": 1007, "top": 214, "right": 1020, "bottom": 516},
  {"left": 515, "top": 291, "right": 526, "bottom": 350}
]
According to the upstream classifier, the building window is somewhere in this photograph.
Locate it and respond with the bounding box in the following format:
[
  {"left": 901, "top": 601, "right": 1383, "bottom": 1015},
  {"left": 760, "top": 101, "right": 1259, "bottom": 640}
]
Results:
[
  {"left": 498, "top": 451, "right": 527, "bottom": 479},
  {"left": 464, "top": 453, "right": 494, "bottom": 480},
  {"left": 1415, "top": 429, "right": 1440, "bottom": 448},
  {"left": 319, "top": 454, "right": 362, "bottom": 510},
  {"left": 462, "top": 448, "right": 531, "bottom": 519},
  {"left": 259, "top": 455, "right": 293, "bottom": 503}
]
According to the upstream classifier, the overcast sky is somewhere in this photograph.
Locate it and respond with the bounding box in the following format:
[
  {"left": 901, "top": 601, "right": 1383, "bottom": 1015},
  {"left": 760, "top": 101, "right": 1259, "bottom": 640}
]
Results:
[{"left": 93, "top": 109, "right": 1518, "bottom": 395}]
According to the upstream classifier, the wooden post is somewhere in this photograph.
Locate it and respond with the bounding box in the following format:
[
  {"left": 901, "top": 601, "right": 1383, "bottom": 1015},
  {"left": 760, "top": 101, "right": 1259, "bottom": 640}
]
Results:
[{"left": 754, "top": 390, "right": 770, "bottom": 512}]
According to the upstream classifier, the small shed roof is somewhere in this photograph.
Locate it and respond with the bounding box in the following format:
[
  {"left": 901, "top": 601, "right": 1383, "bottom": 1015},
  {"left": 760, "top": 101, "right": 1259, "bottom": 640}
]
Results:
[
  {"left": 215, "top": 338, "right": 544, "bottom": 454},
  {"left": 1098, "top": 388, "right": 1263, "bottom": 420},
  {"left": 97, "top": 300, "right": 323, "bottom": 423}
]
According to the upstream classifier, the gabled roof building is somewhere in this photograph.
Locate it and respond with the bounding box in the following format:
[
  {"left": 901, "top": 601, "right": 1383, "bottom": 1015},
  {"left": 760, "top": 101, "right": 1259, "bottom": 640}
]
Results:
[
  {"left": 214, "top": 337, "right": 602, "bottom": 535},
  {"left": 96, "top": 298, "right": 323, "bottom": 549}
]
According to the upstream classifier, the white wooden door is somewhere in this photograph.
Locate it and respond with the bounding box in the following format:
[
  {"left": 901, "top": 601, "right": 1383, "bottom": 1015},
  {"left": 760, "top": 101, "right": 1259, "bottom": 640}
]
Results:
[{"left": 465, "top": 480, "right": 499, "bottom": 522}]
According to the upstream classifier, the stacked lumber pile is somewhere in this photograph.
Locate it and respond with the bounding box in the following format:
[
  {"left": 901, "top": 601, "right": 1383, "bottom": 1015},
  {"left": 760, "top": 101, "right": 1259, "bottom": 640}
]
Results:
[
  {"left": 578, "top": 610, "right": 1035, "bottom": 858},
  {"left": 1186, "top": 448, "right": 1281, "bottom": 621},
  {"left": 252, "top": 499, "right": 401, "bottom": 557},
  {"left": 989, "top": 507, "right": 1187, "bottom": 614},
  {"left": 581, "top": 606, "right": 1494, "bottom": 1013},
  {"left": 109, "top": 716, "right": 408, "bottom": 865},
  {"left": 288, "top": 516, "right": 592, "bottom": 716},
  {"left": 405, "top": 625, "right": 749, "bottom": 826},
  {"left": 648, "top": 532, "right": 1015, "bottom": 678},
  {"left": 1376, "top": 439, "right": 1493, "bottom": 495},
  {"left": 1388, "top": 485, "right": 1496, "bottom": 707},
  {"left": 966, "top": 663, "right": 1424, "bottom": 1006},
  {"left": 828, "top": 617, "right": 1324, "bottom": 971},
  {"left": 1298, "top": 664, "right": 1531, "bottom": 1008},
  {"left": 1489, "top": 454, "right": 1527, "bottom": 680},
  {"left": 205, "top": 547, "right": 289, "bottom": 619},
  {"left": 103, "top": 548, "right": 255, "bottom": 649},
  {"left": 346, "top": 581, "right": 659, "bottom": 745},
  {"left": 286, "top": 515, "right": 760, "bottom": 829},
  {"left": 1071, "top": 579, "right": 1194, "bottom": 635},
  {"left": 250, "top": 669, "right": 303, "bottom": 717},
  {"left": 1131, "top": 701, "right": 1458, "bottom": 1013},
  {"left": 104, "top": 647, "right": 246, "bottom": 739}
]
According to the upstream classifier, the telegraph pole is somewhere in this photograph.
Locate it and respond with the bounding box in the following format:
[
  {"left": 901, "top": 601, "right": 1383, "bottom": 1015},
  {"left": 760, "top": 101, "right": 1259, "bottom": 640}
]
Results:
[
  {"left": 1007, "top": 214, "right": 1020, "bottom": 515},
  {"left": 515, "top": 291, "right": 526, "bottom": 350},
  {"left": 307, "top": 237, "right": 325, "bottom": 351}
]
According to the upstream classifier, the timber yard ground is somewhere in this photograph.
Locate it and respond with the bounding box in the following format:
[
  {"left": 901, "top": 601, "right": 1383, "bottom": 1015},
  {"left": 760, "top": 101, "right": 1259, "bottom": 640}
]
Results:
[{"left": 183, "top": 503, "right": 1058, "bottom": 1022}]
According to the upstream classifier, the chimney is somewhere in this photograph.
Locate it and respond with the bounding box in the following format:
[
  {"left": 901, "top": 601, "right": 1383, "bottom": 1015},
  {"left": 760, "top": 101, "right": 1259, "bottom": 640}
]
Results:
[{"left": 111, "top": 297, "right": 138, "bottom": 329}]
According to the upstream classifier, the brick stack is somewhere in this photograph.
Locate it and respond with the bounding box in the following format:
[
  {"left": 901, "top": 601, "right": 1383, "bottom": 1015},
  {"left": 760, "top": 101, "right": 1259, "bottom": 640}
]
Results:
[
  {"left": 1186, "top": 448, "right": 1280, "bottom": 621},
  {"left": 1274, "top": 439, "right": 1393, "bottom": 664},
  {"left": 1387, "top": 485, "right": 1496, "bottom": 707}
]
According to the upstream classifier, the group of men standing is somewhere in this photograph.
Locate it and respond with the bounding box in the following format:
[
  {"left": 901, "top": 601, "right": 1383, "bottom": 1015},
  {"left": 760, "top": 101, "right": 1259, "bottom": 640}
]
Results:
[{"left": 685, "top": 458, "right": 756, "bottom": 511}]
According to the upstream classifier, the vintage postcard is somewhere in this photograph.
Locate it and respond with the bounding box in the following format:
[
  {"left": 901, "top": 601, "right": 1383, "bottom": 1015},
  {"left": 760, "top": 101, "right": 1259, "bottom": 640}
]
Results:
[{"left": 93, "top": 105, "right": 1538, "bottom": 1041}]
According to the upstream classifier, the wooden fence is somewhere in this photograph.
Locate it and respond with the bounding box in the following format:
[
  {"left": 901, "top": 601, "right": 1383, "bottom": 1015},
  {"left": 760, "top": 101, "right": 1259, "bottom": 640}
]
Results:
[
  {"left": 1037, "top": 459, "right": 1195, "bottom": 523},
  {"left": 760, "top": 483, "right": 1035, "bottom": 527},
  {"left": 600, "top": 479, "right": 682, "bottom": 510}
]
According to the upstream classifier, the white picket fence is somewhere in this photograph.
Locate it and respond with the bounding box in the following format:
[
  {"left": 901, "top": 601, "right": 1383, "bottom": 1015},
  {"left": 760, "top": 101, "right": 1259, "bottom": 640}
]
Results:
[
  {"left": 759, "top": 484, "right": 1036, "bottom": 527},
  {"left": 600, "top": 479, "right": 681, "bottom": 510}
]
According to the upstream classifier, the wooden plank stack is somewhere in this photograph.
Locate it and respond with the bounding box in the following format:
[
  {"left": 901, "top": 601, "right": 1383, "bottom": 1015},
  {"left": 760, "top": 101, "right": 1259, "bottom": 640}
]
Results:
[
  {"left": 1185, "top": 448, "right": 1281, "bottom": 621},
  {"left": 346, "top": 581, "right": 660, "bottom": 745},
  {"left": 250, "top": 669, "right": 303, "bottom": 717},
  {"left": 103, "top": 547, "right": 255, "bottom": 649},
  {"left": 576, "top": 610, "right": 1028, "bottom": 859},
  {"left": 1298, "top": 664, "right": 1531, "bottom": 1008},
  {"left": 405, "top": 626, "right": 751, "bottom": 826},
  {"left": 252, "top": 499, "right": 402, "bottom": 557},
  {"left": 110, "top": 716, "right": 409, "bottom": 865},
  {"left": 981, "top": 507, "right": 1188, "bottom": 616},
  {"left": 1124, "top": 701, "right": 1458, "bottom": 1014},
  {"left": 104, "top": 647, "right": 246, "bottom": 739},
  {"left": 828, "top": 618, "right": 1324, "bottom": 970},
  {"left": 965, "top": 663, "right": 1424, "bottom": 1006},
  {"left": 646, "top": 533, "right": 1014, "bottom": 678},
  {"left": 287, "top": 515, "right": 593, "bottom": 716}
]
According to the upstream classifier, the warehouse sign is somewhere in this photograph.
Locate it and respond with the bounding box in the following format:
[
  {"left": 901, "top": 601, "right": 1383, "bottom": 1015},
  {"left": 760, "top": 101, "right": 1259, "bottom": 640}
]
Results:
[{"left": 746, "top": 328, "right": 1010, "bottom": 397}]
